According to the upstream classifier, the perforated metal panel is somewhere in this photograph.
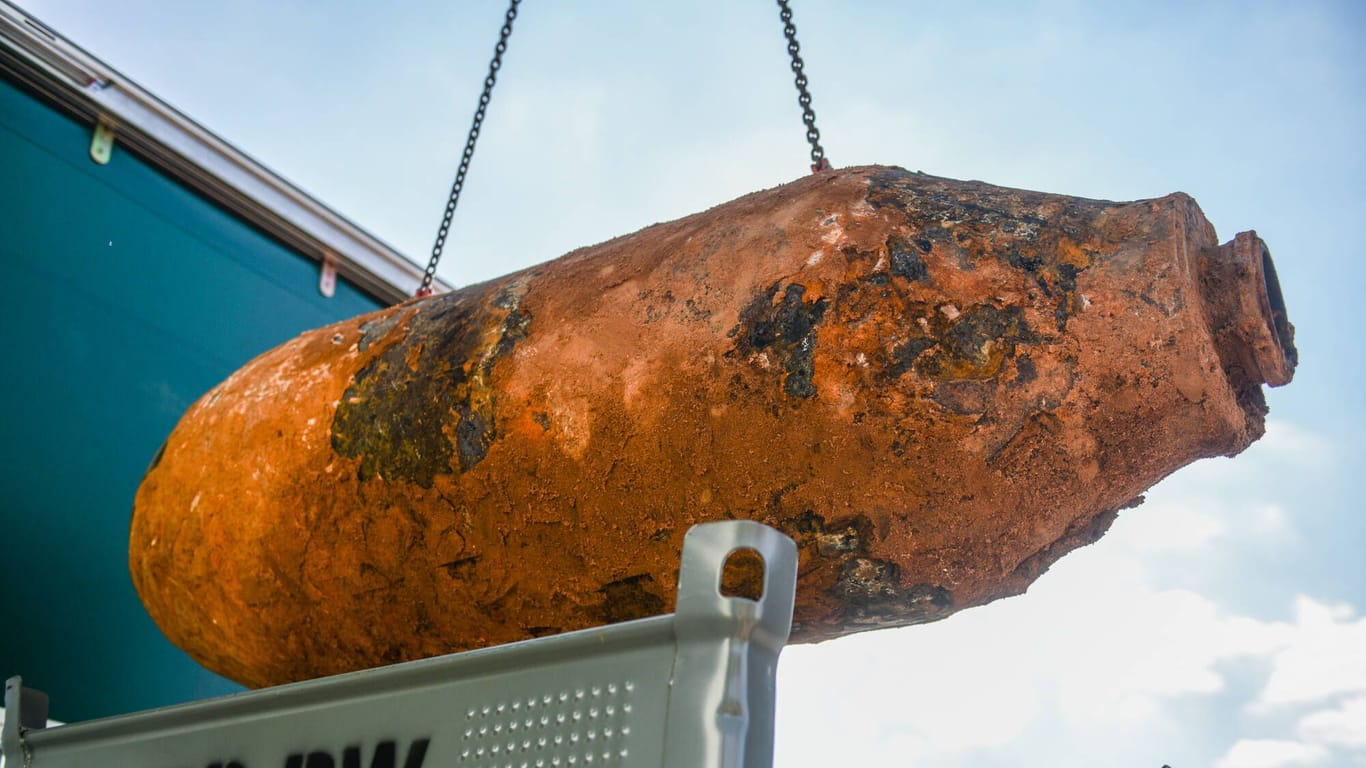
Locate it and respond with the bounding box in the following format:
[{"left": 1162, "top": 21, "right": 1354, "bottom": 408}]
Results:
[
  {"left": 4, "top": 521, "right": 798, "bottom": 768},
  {"left": 456, "top": 681, "right": 638, "bottom": 766}
]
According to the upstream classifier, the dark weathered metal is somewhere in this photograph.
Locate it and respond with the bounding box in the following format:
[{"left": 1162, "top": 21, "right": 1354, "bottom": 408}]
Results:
[{"left": 132, "top": 166, "right": 1295, "bottom": 688}]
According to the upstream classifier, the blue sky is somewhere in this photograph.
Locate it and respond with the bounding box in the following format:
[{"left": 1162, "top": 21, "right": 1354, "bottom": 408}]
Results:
[{"left": 19, "top": 1, "right": 1366, "bottom": 765}]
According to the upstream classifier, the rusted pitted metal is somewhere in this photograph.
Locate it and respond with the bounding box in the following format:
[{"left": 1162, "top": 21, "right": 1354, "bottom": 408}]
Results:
[
  {"left": 1199, "top": 231, "right": 1297, "bottom": 389},
  {"left": 131, "top": 166, "right": 1296, "bottom": 689}
]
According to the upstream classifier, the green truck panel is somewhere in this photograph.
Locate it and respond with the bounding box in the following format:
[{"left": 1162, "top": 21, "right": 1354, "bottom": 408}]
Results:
[{"left": 0, "top": 73, "right": 388, "bottom": 722}]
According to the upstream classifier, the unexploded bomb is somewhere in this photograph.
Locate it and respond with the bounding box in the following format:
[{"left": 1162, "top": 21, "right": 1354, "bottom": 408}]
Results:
[{"left": 132, "top": 166, "right": 1296, "bottom": 687}]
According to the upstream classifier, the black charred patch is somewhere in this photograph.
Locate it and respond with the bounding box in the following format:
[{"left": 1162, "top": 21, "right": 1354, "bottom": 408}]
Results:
[
  {"left": 789, "top": 509, "right": 825, "bottom": 535},
  {"left": 885, "top": 336, "right": 935, "bottom": 380},
  {"left": 1014, "top": 355, "right": 1038, "bottom": 385},
  {"left": 943, "top": 305, "right": 1025, "bottom": 358},
  {"left": 833, "top": 557, "right": 954, "bottom": 624},
  {"left": 452, "top": 403, "right": 491, "bottom": 471},
  {"left": 888, "top": 235, "right": 930, "bottom": 282},
  {"left": 438, "top": 555, "right": 480, "bottom": 579},
  {"left": 358, "top": 311, "right": 408, "bottom": 352},
  {"left": 331, "top": 286, "right": 531, "bottom": 488},
  {"left": 598, "top": 574, "right": 667, "bottom": 624},
  {"left": 785, "top": 510, "right": 875, "bottom": 558},
  {"left": 915, "top": 304, "right": 1030, "bottom": 381},
  {"left": 785, "top": 347, "right": 818, "bottom": 398},
  {"left": 1006, "top": 249, "right": 1045, "bottom": 277},
  {"left": 865, "top": 168, "right": 925, "bottom": 210},
  {"left": 729, "top": 282, "right": 830, "bottom": 399},
  {"left": 1058, "top": 263, "right": 1081, "bottom": 291},
  {"left": 1053, "top": 263, "right": 1082, "bottom": 329},
  {"left": 866, "top": 168, "right": 1049, "bottom": 231},
  {"left": 492, "top": 309, "right": 530, "bottom": 360},
  {"left": 836, "top": 558, "right": 900, "bottom": 607},
  {"left": 789, "top": 511, "right": 954, "bottom": 627},
  {"left": 866, "top": 168, "right": 1099, "bottom": 331},
  {"left": 905, "top": 584, "right": 954, "bottom": 611},
  {"left": 1008, "top": 251, "right": 1087, "bottom": 330}
]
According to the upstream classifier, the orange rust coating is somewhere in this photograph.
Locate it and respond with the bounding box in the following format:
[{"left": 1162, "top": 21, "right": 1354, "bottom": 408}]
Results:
[{"left": 131, "top": 166, "right": 1295, "bottom": 688}]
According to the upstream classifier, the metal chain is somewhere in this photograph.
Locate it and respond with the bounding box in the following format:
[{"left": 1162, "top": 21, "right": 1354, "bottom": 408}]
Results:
[
  {"left": 776, "top": 0, "right": 831, "bottom": 173},
  {"left": 419, "top": 0, "right": 521, "bottom": 297},
  {"left": 420, "top": 0, "right": 828, "bottom": 295}
]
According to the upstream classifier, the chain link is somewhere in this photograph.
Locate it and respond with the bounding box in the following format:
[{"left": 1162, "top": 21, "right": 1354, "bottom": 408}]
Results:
[
  {"left": 420, "top": 0, "right": 829, "bottom": 295},
  {"left": 776, "top": 0, "right": 831, "bottom": 173},
  {"left": 419, "top": 0, "right": 521, "bottom": 297}
]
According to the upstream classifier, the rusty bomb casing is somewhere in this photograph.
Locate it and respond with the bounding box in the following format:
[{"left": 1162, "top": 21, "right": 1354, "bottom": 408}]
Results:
[{"left": 131, "top": 166, "right": 1296, "bottom": 688}]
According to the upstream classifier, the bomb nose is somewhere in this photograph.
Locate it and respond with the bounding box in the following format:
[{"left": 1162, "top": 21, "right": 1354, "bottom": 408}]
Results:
[{"left": 1200, "top": 231, "right": 1297, "bottom": 388}]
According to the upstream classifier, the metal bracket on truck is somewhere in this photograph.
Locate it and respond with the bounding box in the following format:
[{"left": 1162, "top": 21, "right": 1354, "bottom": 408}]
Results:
[{"left": 3, "top": 520, "right": 798, "bottom": 768}]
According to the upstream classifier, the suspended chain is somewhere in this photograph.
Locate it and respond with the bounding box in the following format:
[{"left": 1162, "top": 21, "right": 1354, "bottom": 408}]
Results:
[
  {"left": 419, "top": 0, "right": 521, "bottom": 297},
  {"left": 776, "top": 0, "right": 831, "bottom": 173},
  {"left": 420, "top": 0, "right": 828, "bottom": 296}
]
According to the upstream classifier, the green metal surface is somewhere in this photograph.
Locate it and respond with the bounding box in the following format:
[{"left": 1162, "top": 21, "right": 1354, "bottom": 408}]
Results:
[{"left": 0, "top": 74, "right": 387, "bottom": 722}]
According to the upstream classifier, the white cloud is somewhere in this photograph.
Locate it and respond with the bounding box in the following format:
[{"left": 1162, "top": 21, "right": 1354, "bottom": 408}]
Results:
[
  {"left": 1256, "top": 598, "right": 1366, "bottom": 709},
  {"left": 1037, "top": 561, "right": 1290, "bottom": 727},
  {"left": 1250, "top": 503, "right": 1291, "bottom": 536},
  {"left": 776, "top": 583, "right": 1366, "bottom": 765},
  {"left": 1140, "top": 419, "right": 1335, "bottom": 500},
  {"left": 777, "top": 504, "right": 1365, "bottom": 767},
  {"left": 1254, "top": 419, "right": 1337, "bottom": 470},
  {"left": 775, "top": 542, "right": 1301, "bottom": 764},
  {"left": 1110, "top": 498, "right": 1230, "bottom": 553},
  {"left": 1215, "top": 739, "right": 1330, "bottom": 768},
  {"left": 1298, "top": 696, "right": 1366, "bottom": 749},
  {"left": 776, "top": 609, "right": 1042, "bottom": 766},
  {"left": 1100, "top": 419, "right": 1335, "bottom": 557}
]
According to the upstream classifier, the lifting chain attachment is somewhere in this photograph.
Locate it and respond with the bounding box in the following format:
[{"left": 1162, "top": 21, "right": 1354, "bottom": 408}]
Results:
[
  {"left": 776, "top": 0, "right": 831, "bottom": 173},
  {"left": 418, "top": 0, "right": 521, "bottom": 298},
  {"left": 419, "top": 0, "right": 831, "bottom": 297}
]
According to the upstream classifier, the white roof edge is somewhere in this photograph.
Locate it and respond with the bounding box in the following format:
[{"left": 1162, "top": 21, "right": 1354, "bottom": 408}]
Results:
[{"left": 0, "top": 0, "right": 450, "bottom": 304}]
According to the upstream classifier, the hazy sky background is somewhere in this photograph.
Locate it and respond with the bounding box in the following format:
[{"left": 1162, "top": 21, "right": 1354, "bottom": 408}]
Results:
[{"left": 16, "top": 1, "right": 1366, "bottom": 765}]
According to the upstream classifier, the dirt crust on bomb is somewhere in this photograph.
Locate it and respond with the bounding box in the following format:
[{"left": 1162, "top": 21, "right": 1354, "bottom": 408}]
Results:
[{"left": 131, "top": 166, "right": 1296, "bottom": 688}]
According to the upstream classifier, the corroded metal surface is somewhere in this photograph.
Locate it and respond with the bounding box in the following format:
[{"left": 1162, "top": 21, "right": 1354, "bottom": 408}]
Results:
[{"left": 131, "top": 166, "right": 1296, "bottom": 688}]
